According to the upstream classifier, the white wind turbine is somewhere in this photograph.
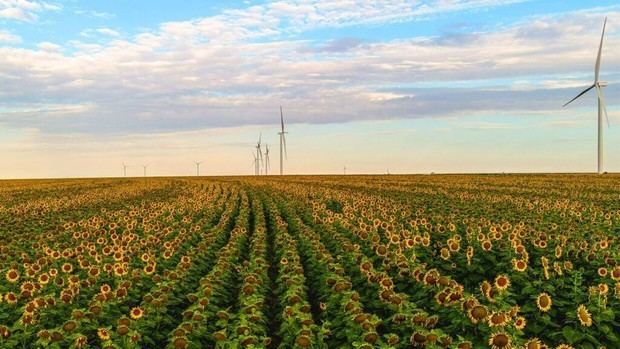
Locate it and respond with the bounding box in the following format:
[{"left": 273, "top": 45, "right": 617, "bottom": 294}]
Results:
[
  {"left": 264, "top": 144, "right": 271, "bottom": 175},
  {"left": 278, "top": 106, "right": 288, "bottom": 175},
  {"left": 563, "top": 17, "right": 610, "bottom": 174},
  {"left": 142, "top": 164, "right": 148, "bottom": 177},
  {"left": 194, "top": 161, "right": 203, "bottom": 176},
  {"left": 122, "top": 162, "right": 129, "bottom": 177},
  {"left": 255, "top": 134, "right": 263, "bottom": 176},
  {"left": 252, "top": 153, "right": 258, "bottom": 175}
]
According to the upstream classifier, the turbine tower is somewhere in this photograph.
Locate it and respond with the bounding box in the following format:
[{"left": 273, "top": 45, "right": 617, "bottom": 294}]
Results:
[
  {"left": 264, "top": 144, "right": 271, "bottom": 175},
  {"left": 122, "top": 162, "right": 129, "bottom": 177},
  {"left": 142, "top": 164, "right": 148, "bottom": 177},
  {"left": 255, "top": 134, "right": 263, "bottom": 176},
  {"left": 252, "top": 153, "right": 258, "bottom": 175},
  {"left": 278, "top": 106, "right": 288, "bottom": 175},
  {"left": 194, "top": 161, "right": 203, "bottom": 176},
  {"left": 563, "top": 17, "right": 609, "bottom": 174}
]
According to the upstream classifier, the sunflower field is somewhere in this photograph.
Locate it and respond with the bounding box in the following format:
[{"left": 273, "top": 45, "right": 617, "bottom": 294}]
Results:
[{"left": 0, "top": 175, "right": 618, "bottom": 349}]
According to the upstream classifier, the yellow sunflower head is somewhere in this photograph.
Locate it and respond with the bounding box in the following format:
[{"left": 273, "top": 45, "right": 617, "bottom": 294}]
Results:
[
  {"left": 488, "top": 332, "right": 511, "bottom": 349},
  {"left": 576, "top": 304, "right": 592, "bottom": 327},
  {"left": 130, "top": 307, "right": 144, "bottom": 320},
  {"left": 536, "top": 293, "right": 552, "bottom": 312}
]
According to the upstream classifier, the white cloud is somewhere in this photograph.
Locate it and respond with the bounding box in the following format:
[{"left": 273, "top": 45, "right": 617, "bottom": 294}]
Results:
[
  {"left": 0, "top": 0, "right": 61, "bottom": 21},
  {"left": 0, "top": 30, "right": 21, "bottom": 43},
  {"left": 0, "top": 4, "right": 617, "bottom": 139},
  {"left": 96, "top": 27, "right": 120, "bottom": 37}
]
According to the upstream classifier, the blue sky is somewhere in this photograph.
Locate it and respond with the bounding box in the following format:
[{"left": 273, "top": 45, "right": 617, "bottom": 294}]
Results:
[{"left": 0, "top": 0, "right": 619, "bottom": 178}]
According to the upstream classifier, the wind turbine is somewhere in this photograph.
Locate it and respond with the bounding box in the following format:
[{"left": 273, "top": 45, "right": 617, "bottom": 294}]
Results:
[
  {"left": 255, "top": 134, "right": 263, "bottom": 176},
  {"left": 278, "top": 106, "right": 288, "bottom": 175},
  {"left": 344, "top": 166, "right": 347, "bottom": 175},
  {"left": 252, "top": 153, "right": 258, "bottom": 175},
  {"left": 142, "top": 164, "right": 148, "bottom": 177},
  {"left": 563, "top": 17, "right": 609, "bottom": 174},
  {"left": 122, "top": 163, "right": 129, "bottom": 177},
  {"left": 194, "top": 161, "right": 203, "bottom": 176},
  {"left": 264, "top": 144, "right": 271, "bottom": 175}
]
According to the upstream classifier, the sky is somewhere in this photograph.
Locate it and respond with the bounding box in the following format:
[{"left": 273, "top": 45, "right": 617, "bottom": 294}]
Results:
[{"left": 0, "top": 0, "right": 619, "bottom": 178}]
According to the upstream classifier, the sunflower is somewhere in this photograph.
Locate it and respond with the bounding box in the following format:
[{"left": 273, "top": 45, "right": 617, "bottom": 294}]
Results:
[
  {"left": 100, "top": 284, "right": 111, "bottom": 294},
  {"left": 38, "top": 273, "right": 50, "bottom": 285},
  {"left": 468, "top": 305, "right": 488, "bottom": 324},
  {"left": 576, "top": 304, "right": 592, "bottom": 327},
  {"left": 524, "top": 338, "right": 542, "bottom": 349},
  {"left": 556, "top": 345, "right": 574, "bottom": 349},
  {"left": 62, "top": 320, "right": 78, "bottom": 332},
  {"left": 488, "top": 312, "right": 510, "bottom": 327},
  {"left": 598, "top": 267, "right": 608, "bottom": 277},
  {"left": 5, "top": 292, "right": 17, "bottom": 304},
  {"left": 605, "top": 266, "right": 620, "bottom": 281},
  {"left": 536, "top": 293, "right": 552, "bottom": 312},
  {"left": 172, "top": 336, "right": 189, "bottom": 348},
  {"left": 143, "top": 264, "right": 156, "bottom": 275},
  {"left": 97, "top": 328, "right": 110, "bottom": 341},
  {"left": 6, "top": 269, "right": 19, "bottom": 283},
  {"left": 514, "top": 316, "right": 526, "bottom": 330},
  {"left": 74, "top": 335, "right": 88, "bottom": 348},
  {"left": 130, "top": 307, "right": 144, "bottom": 320},
  {"left": 512, "top": 259, "right": 528, "bottom": 272},
  {"left": 488, "top": 332, "right": 511, "bottom": 349},
  {"left": 494, "top": 275, "right": 511, "bottom": 291},
  {"left": 61, "top": 263, "right": 73, "bottom": 273}
]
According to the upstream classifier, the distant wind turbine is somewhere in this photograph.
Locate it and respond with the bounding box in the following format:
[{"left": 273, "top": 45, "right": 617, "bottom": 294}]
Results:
[
  {"left": 142, "top": 164, "right": 148, "bottom": 177},
  {"left": 563, "top": 17, "right": 610, "bottom": 174},
  {"left": 122, "top": 162, "right": 129, "bottom": 177},
  {"left": 255, "top": 133, "right": 263, "bottom": 176},
  {"left": 278, "top": 106, "right": 288, "bottom": 175},
  {"left": 264, "top": 144, "right": 271, "bottom": 175},
  {"left": 252, "top": 153, "right": 258, "bottom": 175},
  {"left": 344, "top": 166, "right": 347, "bottom": 175},
  {"left": 194, "top": 161, "right": 203, "bottom": 176}
]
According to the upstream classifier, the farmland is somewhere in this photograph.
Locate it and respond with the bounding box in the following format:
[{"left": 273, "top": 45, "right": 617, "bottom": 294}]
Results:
[{"left": 0, "top": 175, "right": 618, "bottom": 349}]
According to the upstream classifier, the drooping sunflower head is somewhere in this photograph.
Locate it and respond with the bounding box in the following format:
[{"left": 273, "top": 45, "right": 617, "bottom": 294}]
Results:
[
  {"left": 576, "top": 304, "right": 592, "bottom": 327},
  {"left": 62, "top": 320, "right": 78, "bottom": 332},
  {"left": 468, "top": 305, "right": 488, "bottom": 324}
]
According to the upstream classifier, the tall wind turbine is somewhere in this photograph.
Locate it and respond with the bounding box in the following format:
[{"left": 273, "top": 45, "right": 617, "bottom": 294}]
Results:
[
  {"left": 264, "top": 144, "right": 271, "bottom": 175},
  {"left": 142, "top": 164, "right": 148, "bottom": 177},
  {"left": 278, "top": 106, "right": 288, "bottom": 175},
  {"left": 252, "top": 153, "right": 258, "bottom": 175},
  {"left": 255, "top": 134, "right": 263, "bottom": 176},
  {"left": 123, "top": 162, "right": 129, "bottom": 177},
  {"left": 194, "top": 161, "right": 203, "bottom": 176},
  {"left": 563, "top": 17, "right": 609, "bottom": 174}
]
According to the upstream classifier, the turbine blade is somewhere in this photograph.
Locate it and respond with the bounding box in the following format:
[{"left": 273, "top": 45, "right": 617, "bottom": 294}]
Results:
[
  {"left": 595, "top": 17, "right": 607, "bottom": 83},
  {"left": 596, "top": 86, "right": 610, "bottom": 127},
  {"left": 280, "top": 106, "right": 284, "bottom": 132},
  {"left": 283, "top": 134, "right": 287, "bottom": 159},
  {"left": 563, "top": 84, "right": 595, "bottom": 107}
]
